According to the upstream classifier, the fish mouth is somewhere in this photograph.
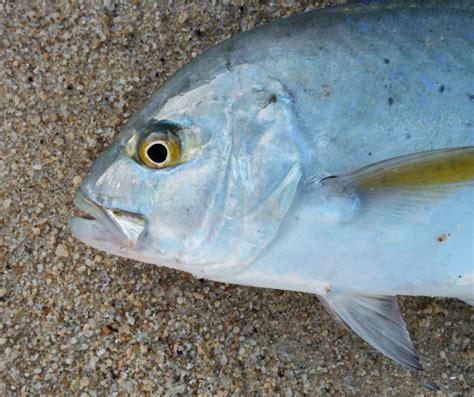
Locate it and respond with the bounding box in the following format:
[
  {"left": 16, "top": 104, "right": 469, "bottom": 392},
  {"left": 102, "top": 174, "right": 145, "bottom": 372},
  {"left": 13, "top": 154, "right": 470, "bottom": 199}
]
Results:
[{"left": 71, "top": 189, "right": 147, "bottom": 248}]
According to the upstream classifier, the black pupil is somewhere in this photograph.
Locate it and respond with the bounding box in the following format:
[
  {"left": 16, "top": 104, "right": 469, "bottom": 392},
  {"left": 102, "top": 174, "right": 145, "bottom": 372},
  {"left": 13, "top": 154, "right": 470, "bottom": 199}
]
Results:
[{"left": 147, "top": 143, "right": 168, "bottom": 164}]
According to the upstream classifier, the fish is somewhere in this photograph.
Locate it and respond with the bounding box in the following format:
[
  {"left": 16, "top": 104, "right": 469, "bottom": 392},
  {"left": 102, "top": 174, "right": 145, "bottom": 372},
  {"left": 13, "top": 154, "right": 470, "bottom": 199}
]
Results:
[{"left": 71, "top": 0, "right": 474, "bottom": 371}]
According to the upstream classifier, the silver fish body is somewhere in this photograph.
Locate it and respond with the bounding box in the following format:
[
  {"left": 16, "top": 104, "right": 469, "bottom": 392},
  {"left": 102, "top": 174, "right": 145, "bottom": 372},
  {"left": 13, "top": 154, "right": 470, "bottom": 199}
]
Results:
[{"left": 72, "top": 0, "right": 474, "bottom": 370}]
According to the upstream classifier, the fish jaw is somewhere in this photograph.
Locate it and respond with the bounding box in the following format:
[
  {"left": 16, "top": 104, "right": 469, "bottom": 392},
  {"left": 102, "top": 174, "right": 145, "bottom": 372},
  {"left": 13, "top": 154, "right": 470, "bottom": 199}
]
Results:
[{"left": 70, "top": 189, "right": 147, "bottom": 256}]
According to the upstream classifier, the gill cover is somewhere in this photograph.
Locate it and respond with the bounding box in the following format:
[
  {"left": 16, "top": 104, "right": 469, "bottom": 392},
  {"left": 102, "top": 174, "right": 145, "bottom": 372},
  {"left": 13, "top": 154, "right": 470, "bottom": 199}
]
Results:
[{"left": 193, "top": 81, "right": 302, "bottom": 278}]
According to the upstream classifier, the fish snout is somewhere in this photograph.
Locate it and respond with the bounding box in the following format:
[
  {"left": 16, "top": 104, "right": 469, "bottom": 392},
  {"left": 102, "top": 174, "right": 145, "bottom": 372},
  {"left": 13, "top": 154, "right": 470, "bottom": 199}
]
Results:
[{"left": 71, "top": 188, "right": 147, "bottom": 248}]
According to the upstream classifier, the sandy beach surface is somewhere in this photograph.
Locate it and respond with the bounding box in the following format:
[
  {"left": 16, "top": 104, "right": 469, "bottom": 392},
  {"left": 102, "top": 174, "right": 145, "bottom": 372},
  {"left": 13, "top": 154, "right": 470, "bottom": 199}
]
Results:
[{"left": 1, "top": 1, "right": 473, "bottom": 395}]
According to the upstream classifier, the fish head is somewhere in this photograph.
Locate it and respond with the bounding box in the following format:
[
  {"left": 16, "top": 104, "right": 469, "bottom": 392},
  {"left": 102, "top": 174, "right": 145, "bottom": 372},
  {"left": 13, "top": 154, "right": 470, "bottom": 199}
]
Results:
[{"left": 71, "top": 65, "right": 303, "bottom": 278}]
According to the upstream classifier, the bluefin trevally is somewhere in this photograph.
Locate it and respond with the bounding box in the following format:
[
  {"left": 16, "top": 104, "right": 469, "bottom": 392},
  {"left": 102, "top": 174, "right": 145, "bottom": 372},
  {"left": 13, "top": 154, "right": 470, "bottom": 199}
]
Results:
[{"left": 71, "top": 0, "right": 474, "bottom": 371}]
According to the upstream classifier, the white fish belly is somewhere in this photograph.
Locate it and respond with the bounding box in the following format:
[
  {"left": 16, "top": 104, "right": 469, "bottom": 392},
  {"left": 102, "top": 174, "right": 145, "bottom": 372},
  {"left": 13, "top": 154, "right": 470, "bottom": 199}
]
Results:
[{"left": 231, "top": 186, "right": 473, "bottom": 300}]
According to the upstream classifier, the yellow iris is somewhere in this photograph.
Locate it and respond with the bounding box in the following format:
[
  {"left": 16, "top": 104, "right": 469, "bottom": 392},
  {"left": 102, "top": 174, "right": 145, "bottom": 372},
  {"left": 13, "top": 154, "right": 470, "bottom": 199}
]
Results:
[{"left": 139, "top": 133, "right": 180, "bottom": 169}]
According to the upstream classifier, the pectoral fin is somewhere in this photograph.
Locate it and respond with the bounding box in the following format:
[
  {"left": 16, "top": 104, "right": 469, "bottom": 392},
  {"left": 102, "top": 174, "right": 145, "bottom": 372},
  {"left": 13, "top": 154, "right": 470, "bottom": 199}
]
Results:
[
  {"left": 320, "top": 293, "right": 421, "bottom": 370},
  {"left": 315, "top": 147, "right": 474, "bottom": 223}
]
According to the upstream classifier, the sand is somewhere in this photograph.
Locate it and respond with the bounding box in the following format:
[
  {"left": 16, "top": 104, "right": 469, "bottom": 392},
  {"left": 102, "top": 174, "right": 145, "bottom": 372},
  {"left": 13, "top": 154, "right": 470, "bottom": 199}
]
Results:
[{"left": 1, "top": 1, "right": 472, "bottom": 395}]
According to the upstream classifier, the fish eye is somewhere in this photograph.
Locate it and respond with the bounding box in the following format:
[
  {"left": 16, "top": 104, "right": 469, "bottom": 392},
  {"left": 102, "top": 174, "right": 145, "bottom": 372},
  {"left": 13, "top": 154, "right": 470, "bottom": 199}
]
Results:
[{"left": 139, "top": 133, "right": 180, "bottom": 169}]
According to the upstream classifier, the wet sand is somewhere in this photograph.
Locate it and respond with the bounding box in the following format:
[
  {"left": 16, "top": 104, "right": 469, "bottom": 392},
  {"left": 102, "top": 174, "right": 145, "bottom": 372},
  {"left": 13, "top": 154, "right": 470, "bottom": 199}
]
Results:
[{"left": 1, "top": 1, "right": 472, "bottom": 395}]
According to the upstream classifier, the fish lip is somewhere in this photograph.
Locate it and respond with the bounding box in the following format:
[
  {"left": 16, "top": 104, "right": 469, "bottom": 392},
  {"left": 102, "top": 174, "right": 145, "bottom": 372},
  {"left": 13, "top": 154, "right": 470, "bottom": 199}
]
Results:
[{"left": 72, "top": 188, "right": 147, "bottom": 247}]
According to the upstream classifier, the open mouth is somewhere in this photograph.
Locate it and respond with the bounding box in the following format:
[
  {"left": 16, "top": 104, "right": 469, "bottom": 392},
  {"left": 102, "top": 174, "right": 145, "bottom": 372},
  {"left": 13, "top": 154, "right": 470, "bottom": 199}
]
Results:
[
  {"left": 74, "top": 208, "right": 95, "bottom": 220},
  {"left": 72, "top": 189, "right": 147, "bottom": 247}
]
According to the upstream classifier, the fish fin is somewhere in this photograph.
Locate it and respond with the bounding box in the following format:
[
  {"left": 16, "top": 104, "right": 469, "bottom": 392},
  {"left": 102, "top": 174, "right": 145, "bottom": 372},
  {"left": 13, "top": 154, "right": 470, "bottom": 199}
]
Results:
[
  {"left": 461, "top": 298, "right": 474, "bottom": 306},
  {"left": 314, "top": 147, "right": 474, "bottom": 224},
  {"left": 320, "top": 293, "right": 422, "bottom": 370},
  {"left": 422, "top": 379, "right": 440, "bottom": 391}
]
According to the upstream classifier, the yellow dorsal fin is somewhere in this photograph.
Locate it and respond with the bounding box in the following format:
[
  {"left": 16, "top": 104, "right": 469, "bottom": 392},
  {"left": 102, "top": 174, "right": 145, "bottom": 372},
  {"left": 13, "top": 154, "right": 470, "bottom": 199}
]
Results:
[
  {"left": 316, "top": 147, "right": 474, "bottom": 225},
  {"left": 344, "top": 147, "right": 474, "bottom": 191}
]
